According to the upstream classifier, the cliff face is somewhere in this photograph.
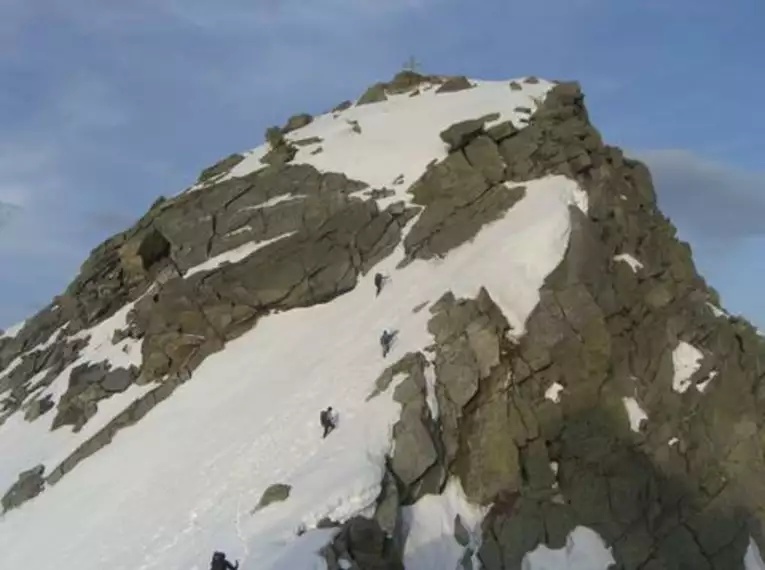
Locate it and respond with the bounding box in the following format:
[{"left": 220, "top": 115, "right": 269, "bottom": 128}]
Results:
[{"left": 0, "top": 72, "right": 763, "bottom": 570}]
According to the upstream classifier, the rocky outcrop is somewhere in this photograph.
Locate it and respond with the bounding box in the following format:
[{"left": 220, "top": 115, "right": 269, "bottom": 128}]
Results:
[
  {"left": 23, "top": 394, "right": 54, "bottom": 422},
  {"left": 1, "top": 465, "right": 45, "bottom": 513},
  {"left": 282, "top": 113, "right": 313, "bottom": 133},
  {"left": 369, "top": 353, "right": 443, "bottom": 503},
  {"left": 402, "top": 138, "right": 525, "bottom": 262},
  {"left": 1, "top": 335, "right": 87, "bottom": 422},
  {"left": 357, "top": 83, "right": 389, "bottom": 106},
  {"left": 51, "top": 362, "right": 138, "bottom": 432},
  {"left": 436, "top": 76, "right": 473, "bottom": 94},
  {"left": 321, "top": 516, "right": 404, "bottom": 570},
  {"left": 354, "top": 80, "right": 765, "bottom": 568},
  {"left": 354, "top": 70, "right": 478, "bottom": 106},
  {"left": 197, "top": 153, "right": 245, "bottom": 183},
  {"left": 394, "top": 83, "right": 765, "bottom": 568}
]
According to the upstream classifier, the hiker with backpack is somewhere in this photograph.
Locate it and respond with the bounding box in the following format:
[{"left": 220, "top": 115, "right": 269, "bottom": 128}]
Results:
[{"left": 320, "top": 406, "right": 337, "bottom": 438}]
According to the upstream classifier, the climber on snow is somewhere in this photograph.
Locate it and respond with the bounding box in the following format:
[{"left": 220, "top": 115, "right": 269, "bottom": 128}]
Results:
[
  {"left": 374, "top": 272, "right": 388, "bottom": 297},
  {"left": 210, "top": 551, "right": 238, "bottom": 570},
  {"left": 380, "top": 329, "right": 396, "bottom": 358},
  {"left": 320, "top": 406, "right": 337, "bottom": 438}
]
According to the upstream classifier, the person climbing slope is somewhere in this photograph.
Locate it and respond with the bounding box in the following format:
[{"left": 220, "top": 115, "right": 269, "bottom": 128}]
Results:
[
  {"left": 380, "top": 330, "right": 396, "bottom": 358},
  {"left": 374, "top": 273, "right": 388, "bottom": 297},
  {"left": 210, "top": 551, "right": 238, "bottom": 570},
  {"left": 320, "top": 406, "right": 337, "bottom": 438}
]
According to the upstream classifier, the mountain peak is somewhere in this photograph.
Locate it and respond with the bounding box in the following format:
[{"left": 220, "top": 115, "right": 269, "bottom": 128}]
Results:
[{"left": 1, "top": 74, "right": 765, "bottom": 570}]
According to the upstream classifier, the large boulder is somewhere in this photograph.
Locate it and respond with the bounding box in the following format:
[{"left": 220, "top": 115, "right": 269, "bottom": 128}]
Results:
[
  {"left": 282, "top": 113, "right": 313, "bottom": 133},
  {"left": 252, "top": 483, "right": 291, "bottom": 513},
  {"left": 321, "top": 516, "right": 404, "bottom": 570},
  {"left": 357, "top": 83, "right": 388, "bottom": 106}
]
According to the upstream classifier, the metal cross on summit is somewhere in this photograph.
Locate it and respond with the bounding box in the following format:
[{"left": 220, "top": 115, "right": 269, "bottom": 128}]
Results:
[{"left": 403, "top": 56, "right": 421, "bottom": 73}]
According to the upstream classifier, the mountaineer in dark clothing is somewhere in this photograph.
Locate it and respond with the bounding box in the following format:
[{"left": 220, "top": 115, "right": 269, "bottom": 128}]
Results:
[
  {"left": 210, "top": 551, "right": 238, "bottom": 570},
  {"left": 374, "top": 273, "right": 387, "bottom": 296},
  {"left": 380, "top": 330, "right": 396, "bottom": 358},
  {"left": 320, "top": 406, "right": 336, "bottom": 438}
]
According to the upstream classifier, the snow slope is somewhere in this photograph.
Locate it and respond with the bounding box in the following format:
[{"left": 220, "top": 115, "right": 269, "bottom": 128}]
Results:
[
  {"left": 221, "top": 78, "right": 555, "bottom": 211},
  {"left": 0, "top": 171, "right": 584, "bottom": 570}
]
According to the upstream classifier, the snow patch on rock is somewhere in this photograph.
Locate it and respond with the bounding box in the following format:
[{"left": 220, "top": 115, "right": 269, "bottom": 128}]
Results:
[
  {"left": 672, "top": 341, "right": 704, "bottom": 394},
  {"left": 522, "top": 526, "right": 616, "bottom": 570}
]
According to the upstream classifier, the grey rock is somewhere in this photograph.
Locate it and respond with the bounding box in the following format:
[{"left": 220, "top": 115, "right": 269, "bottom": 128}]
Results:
[
  {"left": 282, "top": 113, "right": 313, "bottom": 133},
  {"left": 357, "top": 83, "right": 388, "bottom": 105},
  {"left": 322, "top": 516, "right": 404, "bottom": 570},
  {"left": 439, "top": 116, "right": 497, "bottom": 151},
  {"left": 252, "top": 483, "right": 291, "bottom": 512},
  {"left": 521, "top": 439, "right": 556, "bottom": 490},
  {"left": 23, "top": 394, "right": 54, "bottom": 422},
  {"left": 509, "top": 81, "right": 523, "bottom": 91},
  {"left": 454, "top": 514, "right": 471, "bottom": 547},
  {"left": 293, "top": 136, "right": 323, "bottom": 147},
  {"left": 101, "top": 367, "right": 137, "bottom": 393},
  {"left": 486, "top": 120, "right": 518, "bottom": 142},
  {"left": 2, "top": 464, "right": 45, "bottom": 512},
  {"left": 197, "top": 153, "right": 244, "bottom": 183},
  {"left": 464, "top": 136, "right": 506, "bottom": 184},
  {"left": 436, "top": 76, "right": 473, "bottom": 94}
]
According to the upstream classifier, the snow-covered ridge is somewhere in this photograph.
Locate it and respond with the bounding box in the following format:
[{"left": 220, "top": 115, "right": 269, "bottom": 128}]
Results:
[{"left": 220, "top": 78, "right": 554, "bottom": 208}]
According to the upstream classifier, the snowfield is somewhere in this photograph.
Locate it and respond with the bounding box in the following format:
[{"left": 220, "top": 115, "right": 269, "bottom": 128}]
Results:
[{"left": 1, "top": 75, "right": 763, "bottom": 570}]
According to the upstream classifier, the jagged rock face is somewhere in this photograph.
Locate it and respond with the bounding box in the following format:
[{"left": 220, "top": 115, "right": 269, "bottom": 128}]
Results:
[
  {"left": 410, "top": 84, "right": 765, "bottom": 568},
  {"left": 362, "top": 81, "right": 765, "bottom": 568},
  {"left": 132, "top": 165, "right": 417, "bottom": 381}
]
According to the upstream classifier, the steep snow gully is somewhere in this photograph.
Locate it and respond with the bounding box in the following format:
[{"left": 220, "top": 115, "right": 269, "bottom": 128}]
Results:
[{"left": 1, "top": 74, "right": 764, "bottom": 570}]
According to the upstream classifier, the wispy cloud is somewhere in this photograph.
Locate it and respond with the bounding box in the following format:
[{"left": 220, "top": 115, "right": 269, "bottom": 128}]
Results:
[{"left": 640, "top": 149, "right": 765, "bottom": 240}]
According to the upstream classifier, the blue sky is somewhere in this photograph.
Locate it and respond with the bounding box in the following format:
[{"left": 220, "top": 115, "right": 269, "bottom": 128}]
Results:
[{"left": 0, "top": 0, "right": 763, "bottom": 329}]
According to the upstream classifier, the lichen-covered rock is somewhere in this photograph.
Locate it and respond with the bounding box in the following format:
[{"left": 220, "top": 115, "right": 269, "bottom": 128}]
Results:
[
  {"left": 1, "top": 464, "right": 45, "bottom": 512},
  {"left": 436, "top": 76, "right": 473, "bottom": 94},
  {"left": 282, "top": 113, "right": 313, "bottom": 133},
  {"left": 357, "top": 83, "right": 388, "bottom": 105},
  {"left": 252, "top": 483, "right": 291, "bottom": 512}
]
